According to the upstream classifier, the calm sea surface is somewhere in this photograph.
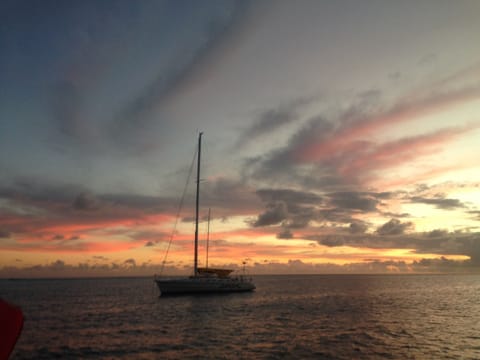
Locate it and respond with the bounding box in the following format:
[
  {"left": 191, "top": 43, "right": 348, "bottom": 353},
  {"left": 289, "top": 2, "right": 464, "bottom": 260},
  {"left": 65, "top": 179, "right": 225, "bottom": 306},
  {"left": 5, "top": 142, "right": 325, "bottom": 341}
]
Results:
[{"left": 1, "top": 274, "right": 480, "bottom": 359}]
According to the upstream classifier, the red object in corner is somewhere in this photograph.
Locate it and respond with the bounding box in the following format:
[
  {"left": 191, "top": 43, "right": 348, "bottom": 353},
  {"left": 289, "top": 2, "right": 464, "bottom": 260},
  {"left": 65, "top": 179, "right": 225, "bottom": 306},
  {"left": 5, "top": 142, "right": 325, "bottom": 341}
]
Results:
[{"left": 0, "top": 299, "right": 24, "bottom": 360}]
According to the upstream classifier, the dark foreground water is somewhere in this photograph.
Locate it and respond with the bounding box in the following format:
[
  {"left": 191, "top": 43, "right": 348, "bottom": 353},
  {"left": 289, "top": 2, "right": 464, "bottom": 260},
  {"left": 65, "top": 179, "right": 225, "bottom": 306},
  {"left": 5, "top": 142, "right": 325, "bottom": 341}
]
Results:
[{"left": 1, "top": 274, "right": 480, "bottom": 359}]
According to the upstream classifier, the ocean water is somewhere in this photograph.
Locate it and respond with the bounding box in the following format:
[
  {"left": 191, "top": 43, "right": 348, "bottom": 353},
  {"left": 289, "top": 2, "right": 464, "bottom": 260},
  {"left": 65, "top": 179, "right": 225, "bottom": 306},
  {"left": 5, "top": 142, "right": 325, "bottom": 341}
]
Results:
[{"left": 1, "top": 274, "right": 480, "bottom": 359}]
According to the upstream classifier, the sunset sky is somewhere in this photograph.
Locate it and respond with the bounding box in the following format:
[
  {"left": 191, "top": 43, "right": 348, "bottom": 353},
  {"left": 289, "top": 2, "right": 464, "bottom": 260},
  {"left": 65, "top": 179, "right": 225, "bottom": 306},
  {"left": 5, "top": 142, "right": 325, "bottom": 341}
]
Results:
[{"left": 1, "top": 0, "right": 480, "bottom": 277}]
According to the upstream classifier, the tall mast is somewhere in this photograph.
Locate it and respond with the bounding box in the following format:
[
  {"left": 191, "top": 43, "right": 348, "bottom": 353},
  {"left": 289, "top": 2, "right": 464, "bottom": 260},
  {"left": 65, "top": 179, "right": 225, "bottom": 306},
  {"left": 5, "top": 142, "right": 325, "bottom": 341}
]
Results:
[
  {"left": 206, "top": 207, "right": 211, "bottom": 269},
  {"left": 194, "top": 132, "right": 203, "bottom": 276}
]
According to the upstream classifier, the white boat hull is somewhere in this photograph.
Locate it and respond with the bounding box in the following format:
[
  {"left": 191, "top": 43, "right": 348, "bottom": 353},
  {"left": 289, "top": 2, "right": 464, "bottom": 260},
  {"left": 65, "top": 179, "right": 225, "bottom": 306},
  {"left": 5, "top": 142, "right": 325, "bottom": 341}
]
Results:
[{"left": 155, "top": 276, "right": 255, "bottom": 295}]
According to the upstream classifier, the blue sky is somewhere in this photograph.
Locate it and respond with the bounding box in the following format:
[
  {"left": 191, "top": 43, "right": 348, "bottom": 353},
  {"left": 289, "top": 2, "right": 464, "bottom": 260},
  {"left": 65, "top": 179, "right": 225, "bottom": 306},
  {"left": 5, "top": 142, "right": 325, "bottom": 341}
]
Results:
[{"left": 1, "top": 0, "right": 480, "bottom": 276}]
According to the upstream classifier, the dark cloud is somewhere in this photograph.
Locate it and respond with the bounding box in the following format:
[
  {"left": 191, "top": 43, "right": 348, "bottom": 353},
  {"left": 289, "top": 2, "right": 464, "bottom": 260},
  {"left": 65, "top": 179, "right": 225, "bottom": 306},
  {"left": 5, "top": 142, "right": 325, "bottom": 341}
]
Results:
[
  {"left": 427, "top": 229, "right": 448, "bottom": 238},
  {"left": 101, "top": 193, "right": 175, "bottom": 212},
  {"left": 251, "top": 188, "right": 389, "bottom": 231},
  {"left": 318, "top": 235, "right": 346, "bottom": 247},
  {"left": 381, "top": 211, "right": 411, "bottom": 218},
  {"left": 377, "top": 218, "right": 413, "bottom": 236},
  {"left": 241, "top": 84, "right": 480, "bottom": 195},
  {"left": 129, "top": 230, "right": 168, "bottom": 242},
  {"left": 234, "top": 97, "right": 314, "bottom": 149},
  {"left": 468, "top": 210, "right": 480, "bottom": 220},
  {"left": 277, "top": 229, "right": 294, "bottom": 239},
  {"left": 253, "top": 188, "right": 324, "bottom": 229},
  {"left": 0, "top": 230, "right": 11, "bottom": 238},
  {"left": 73, "top": 192, "right": 101, "bottom": 211},
  {"left": 241, "top": 116, "right": 338, "bottom": 188},
  {"left": 328, "top": 192, "right": 378, "bottom": 212},
  {"left": 349, "top": 221, "right": 368, "bottom": 234},
  {"left": 316, "top": 208, "right": 356, "bottom": 224},
  {"left": 200, "top": 177, "right": 261, "bottom": 215},
  {"left": 285, "top": 209, "right": 316, "bottom": 229},
  {"left": 256, "top": 188, "right": 322, "bottom": 205},
  {"left": 241, "top": 120, "right": 370, "bottom": 193},
  {"left": 306, "top": 223, "right": 480, "bottom": 266},
  {"left": 410, "top": 196, "right": 465, "bottom": 209},
  {"left": 311, "top": 232, "right": 394, "bottom": 249},
  {"left": 240, "top": 100, "right": 375, "bottom": 186},
  {"left": 0, "top": 177, "right": 86, "bottom": 205},
  {"left": 0, "top": 178, "right": 181, "bottom": 240},
  {"left": 0, "top": 176, "right": 262, "bottom": 248},
  {"left": 289, "top": 116, "right": 338, "bottom": 156},
  {"left": 253, "top": 201, "right": 288, "bottom": 227},
  {"left": 308, "top": 232, "right": 371, "bottom": 248},
  {"left": 413, "top": 232, "right": 480, "bottom": 265},
  {"left": 0, "top": 177, "right": 176, "bottom": 214}
]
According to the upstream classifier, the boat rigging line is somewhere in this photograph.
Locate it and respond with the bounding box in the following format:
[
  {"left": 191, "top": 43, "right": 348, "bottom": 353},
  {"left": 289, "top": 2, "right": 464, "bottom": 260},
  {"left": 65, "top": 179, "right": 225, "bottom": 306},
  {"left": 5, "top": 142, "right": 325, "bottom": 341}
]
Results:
[{"left": 159, "top": 145, "right": 198, "bottom": 275}]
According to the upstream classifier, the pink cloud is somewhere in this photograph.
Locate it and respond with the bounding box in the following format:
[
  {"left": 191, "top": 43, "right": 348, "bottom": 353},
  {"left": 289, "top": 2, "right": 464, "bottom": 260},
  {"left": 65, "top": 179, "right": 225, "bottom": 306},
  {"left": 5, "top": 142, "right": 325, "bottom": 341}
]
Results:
[
  {"left": 339, "top": 125, "right": 477, "bottom": 180},
  {"left": 294, "top": 86, "right": 480, "bottom": 164}
]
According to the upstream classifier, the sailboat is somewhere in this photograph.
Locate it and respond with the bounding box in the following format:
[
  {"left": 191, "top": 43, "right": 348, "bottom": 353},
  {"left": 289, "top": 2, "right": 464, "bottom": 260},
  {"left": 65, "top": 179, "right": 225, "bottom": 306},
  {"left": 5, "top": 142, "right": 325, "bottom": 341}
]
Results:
[{"left": 155, "top": 132, "right": 255, "bottom": 295}]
